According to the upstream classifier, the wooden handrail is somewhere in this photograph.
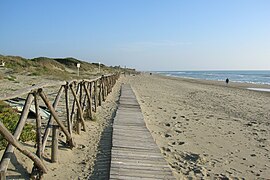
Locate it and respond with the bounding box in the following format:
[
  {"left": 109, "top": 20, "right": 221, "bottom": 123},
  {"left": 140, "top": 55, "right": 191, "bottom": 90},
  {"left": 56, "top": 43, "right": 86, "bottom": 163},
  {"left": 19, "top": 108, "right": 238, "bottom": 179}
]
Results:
[{"left": 0, "top": 73, "right": 120, "bottom": 179}]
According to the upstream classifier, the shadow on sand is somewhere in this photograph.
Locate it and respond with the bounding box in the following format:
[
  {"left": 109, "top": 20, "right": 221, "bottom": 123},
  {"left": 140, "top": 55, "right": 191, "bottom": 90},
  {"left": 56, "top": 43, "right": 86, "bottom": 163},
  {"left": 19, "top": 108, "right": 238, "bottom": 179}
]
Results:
[{"left": 88, "top": 100, "right": 119, "bottom": 179}]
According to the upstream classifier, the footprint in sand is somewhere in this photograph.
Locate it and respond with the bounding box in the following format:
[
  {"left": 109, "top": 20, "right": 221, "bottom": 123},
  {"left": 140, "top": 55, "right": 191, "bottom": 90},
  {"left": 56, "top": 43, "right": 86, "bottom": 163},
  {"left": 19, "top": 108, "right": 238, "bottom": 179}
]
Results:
[
  {"left": 206, "top": 115, "right": 214, "bottom": 119},
  {"left": 175, "top": 129, "right": 182, "bottom": 133},
  {"left": 162, "top": 147, "right": 172, "bottom": 152},
  {"left": 164, "top": 123, "right": 171, "bottom": 127},
  {"left": 178, "top": 141, "right": 185, "bottom": 145},
  {"left": 170, "top": 141, "right": 176, "bottom": 146}
]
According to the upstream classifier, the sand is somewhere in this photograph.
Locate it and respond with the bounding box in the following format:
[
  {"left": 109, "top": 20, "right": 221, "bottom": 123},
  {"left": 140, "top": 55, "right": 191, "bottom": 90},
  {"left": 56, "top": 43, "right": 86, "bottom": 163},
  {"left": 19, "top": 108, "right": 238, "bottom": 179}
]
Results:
[
  {"left": 42, "top": 78, "right": 122, "bottom": 180},
  {"left": 0, "top": 69, "right": 123, "bottom": 179},
  {"left": 127, "top": 74, "right": 270, "bottom": 179},
  {"left": 1, "top": 70, "right": 270, "bottom": 179}
]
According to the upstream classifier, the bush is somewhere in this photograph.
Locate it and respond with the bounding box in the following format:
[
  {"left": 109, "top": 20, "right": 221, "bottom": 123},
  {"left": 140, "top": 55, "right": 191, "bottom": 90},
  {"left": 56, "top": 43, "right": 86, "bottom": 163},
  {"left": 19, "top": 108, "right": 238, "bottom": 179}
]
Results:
[
  {"left": 28, "top": 72, "right": 41, "bottom": 76},
  {"left": 0, "top": 101, "right": 36, "bottom": 150},
  {"left": 4, "top": 75, "right": 16, "bottom": 81}
]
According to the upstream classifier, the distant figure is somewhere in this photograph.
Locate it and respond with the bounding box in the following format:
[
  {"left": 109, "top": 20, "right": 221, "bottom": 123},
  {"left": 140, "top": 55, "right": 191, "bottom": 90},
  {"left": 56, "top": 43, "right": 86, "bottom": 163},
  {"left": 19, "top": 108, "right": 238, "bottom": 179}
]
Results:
[
  {"left": 150, "top": 73, "right": 152, "bottom": 75},
  {"left": 225, "top": 78, "right": 229, "bottom": 84}
]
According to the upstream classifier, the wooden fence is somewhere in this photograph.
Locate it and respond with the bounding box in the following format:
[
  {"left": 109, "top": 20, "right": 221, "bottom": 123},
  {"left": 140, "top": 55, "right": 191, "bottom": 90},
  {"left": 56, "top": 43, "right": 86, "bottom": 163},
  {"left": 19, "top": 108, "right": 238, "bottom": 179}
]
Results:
[{"left": 0, "top": 74, "right": 119, "bottom": 179}]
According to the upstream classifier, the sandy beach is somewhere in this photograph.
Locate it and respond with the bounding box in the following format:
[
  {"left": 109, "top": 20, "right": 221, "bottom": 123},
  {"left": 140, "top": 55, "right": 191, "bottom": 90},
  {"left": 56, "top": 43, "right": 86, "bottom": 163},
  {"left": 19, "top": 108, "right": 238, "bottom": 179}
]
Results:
[
  {"left": 1, "top": 72, "right": 270, "bottom": 179},
  {"left": 2, "top": 0, "right": 270, "bottom": 179},
  {"left": 127, "top": 74, "right": 270, "bottom": 179}
]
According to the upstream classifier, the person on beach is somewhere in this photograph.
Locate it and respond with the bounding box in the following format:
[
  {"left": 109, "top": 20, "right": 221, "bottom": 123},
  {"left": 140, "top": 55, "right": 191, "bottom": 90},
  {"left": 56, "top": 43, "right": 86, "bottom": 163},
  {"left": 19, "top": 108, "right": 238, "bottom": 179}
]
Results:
[{"left": 225, "top": 78, "right": 229, "bottom": 84}]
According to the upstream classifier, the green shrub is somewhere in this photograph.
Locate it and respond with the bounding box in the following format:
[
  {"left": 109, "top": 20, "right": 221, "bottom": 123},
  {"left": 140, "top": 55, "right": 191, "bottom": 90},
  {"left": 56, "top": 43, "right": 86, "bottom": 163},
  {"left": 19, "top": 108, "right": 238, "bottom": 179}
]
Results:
[
  {"left": 0, "top": 101, "right": 36, "bottom": 150},
  {"left": 29, "top": 72, "right": 41, "bottom": 76},
  {"left": 4, "top": 75, "right": 16, "bottom": 81}
]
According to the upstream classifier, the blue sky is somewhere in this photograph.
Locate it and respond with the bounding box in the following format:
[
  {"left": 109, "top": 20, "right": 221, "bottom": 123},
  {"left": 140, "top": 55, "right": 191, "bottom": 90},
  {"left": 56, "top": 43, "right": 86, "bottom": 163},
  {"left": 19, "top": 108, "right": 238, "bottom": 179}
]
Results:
[{"left": 0, "top": 0, "right": 269, "bottom": 70}]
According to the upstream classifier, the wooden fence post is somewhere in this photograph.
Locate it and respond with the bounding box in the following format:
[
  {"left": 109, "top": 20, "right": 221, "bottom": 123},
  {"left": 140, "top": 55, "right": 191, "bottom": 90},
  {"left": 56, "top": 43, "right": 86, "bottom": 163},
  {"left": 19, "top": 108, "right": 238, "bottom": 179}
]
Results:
[
  {"left": 69, "top": 84, "right": 86, "bottom": 132},
  {"left": 77, "top": 82, "right": 83, "bottom": 134},
  {"left": 30, "top": 92, "right": 44, "bottom": 179},
  {"left": 105, "top": 77, "right": 109, "bottom": 97},
  {"left": 83, "top": 83, "right": 92, "bottom": 120},
  {"left": 39, "top": 89, "right": 75, "bottom": 148},
  {"left": 70, "top": 82, "right": 80, "bottom": 122},
  {"left": 101, "top": 76, "right": 105, "bottom": 101},
  {"left": 0, "top": 74, "right": 120, "bottom": 179},
  {"left": 94, "top": 81, "right": 98, "bottom": 112},
  {"left": 41, "top": 86, "right": 64, "bottom": 154},
  {"left": 0, "top": 93, "right": 35, "bottom": 177},
  {"left": 81, "top": 82, "right": 89, "bottom": 113},
  {"left": 33, "top": 93, "right": 42, "bottom": 159},
  {"left": 65, "top": 83, "right": 72, "bottom": 136},
  {"left": 98, "top": 79, "right": 102, "bottom": 106},
  {"left": 0, "top": 121, "right": 48, "bottom": 174},
  {"left": 51, "top": 125, "right": 59, "bottom": 163}
]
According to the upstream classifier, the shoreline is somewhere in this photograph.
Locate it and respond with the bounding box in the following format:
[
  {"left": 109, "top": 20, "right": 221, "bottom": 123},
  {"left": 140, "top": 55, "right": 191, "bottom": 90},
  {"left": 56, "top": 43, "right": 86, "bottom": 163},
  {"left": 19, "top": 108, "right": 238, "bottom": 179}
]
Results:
[
  {"left": 153, "top": 73, "right": 270, "bottom": 95},
  {"left": 152, "top": 71, "right": 270, "bottom": 88},
  {"left": 247, "top": 88, "right": 270, "bottom": 93}
]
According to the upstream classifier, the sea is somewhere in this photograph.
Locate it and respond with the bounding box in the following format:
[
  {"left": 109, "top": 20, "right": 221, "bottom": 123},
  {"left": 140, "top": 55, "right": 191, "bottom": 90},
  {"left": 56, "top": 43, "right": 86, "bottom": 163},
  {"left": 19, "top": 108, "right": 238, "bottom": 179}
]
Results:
[{"left": 155, "top": 70, "right": 270, "bottom": 85}]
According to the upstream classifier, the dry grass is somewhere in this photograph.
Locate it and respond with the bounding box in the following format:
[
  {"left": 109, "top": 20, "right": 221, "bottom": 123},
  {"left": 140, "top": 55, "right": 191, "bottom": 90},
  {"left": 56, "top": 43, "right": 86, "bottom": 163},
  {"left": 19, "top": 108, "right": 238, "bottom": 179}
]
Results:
[{"left": 0, "top": 55, "right": 136, "bottom": 80}]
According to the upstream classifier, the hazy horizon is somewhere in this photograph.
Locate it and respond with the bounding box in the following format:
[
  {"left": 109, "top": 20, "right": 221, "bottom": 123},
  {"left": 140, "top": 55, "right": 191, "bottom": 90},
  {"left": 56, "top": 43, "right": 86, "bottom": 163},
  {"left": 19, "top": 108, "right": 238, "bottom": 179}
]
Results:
[{"left": 1, "top": 1, "right": 269, "bottom": 71}]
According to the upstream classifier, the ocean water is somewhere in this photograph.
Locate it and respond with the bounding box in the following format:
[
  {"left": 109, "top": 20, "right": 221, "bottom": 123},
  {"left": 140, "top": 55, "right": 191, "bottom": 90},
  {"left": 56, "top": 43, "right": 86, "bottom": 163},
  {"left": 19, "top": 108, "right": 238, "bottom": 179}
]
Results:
[{"left": 155, "top": 71, "right": 270, "bottom": 85}]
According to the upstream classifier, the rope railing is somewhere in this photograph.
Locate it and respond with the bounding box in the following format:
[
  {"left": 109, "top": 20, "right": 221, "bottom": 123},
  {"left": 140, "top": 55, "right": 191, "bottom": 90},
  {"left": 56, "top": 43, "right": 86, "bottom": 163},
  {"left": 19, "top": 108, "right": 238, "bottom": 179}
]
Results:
[{"left": 0, "top": 73, "right": 120, "bottom": 179}]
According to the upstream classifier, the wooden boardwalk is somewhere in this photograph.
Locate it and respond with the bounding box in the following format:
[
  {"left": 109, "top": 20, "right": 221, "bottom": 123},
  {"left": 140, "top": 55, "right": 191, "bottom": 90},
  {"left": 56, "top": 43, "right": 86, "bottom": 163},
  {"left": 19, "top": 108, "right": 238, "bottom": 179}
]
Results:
[{"left": 110, "top": 84, "right": 174, "bottom": 180}]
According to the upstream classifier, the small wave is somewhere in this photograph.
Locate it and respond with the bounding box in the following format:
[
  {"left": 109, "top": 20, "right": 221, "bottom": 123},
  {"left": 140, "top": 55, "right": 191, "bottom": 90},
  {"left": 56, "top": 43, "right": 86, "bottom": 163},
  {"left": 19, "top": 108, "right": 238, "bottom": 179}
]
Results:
[
  {"left": 157, "top": 71, "right": 270, "bottom": 85},
  {"left": 229, "top": 80, "right": 270, "bottom": 85},
  {"left": 175, "top": 72, "right": 186, "bottom": 74},
  {"left": 236, "top": 75, "right": 245, "bottom": 77},
  {"left": 247, "top": 88, "right": 270, "bottom": 92}
]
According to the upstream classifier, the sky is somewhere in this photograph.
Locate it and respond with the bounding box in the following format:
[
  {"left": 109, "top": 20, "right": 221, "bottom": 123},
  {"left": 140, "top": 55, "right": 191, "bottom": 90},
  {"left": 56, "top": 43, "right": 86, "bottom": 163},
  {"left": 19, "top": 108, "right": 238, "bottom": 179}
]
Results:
[{"left": 0, "top": 0, "right": 270, "bottom": 71}]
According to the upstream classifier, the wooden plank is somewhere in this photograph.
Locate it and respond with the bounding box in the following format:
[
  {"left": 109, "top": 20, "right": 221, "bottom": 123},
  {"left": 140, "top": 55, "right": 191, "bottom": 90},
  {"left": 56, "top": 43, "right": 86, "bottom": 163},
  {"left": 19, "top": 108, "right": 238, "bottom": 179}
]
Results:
[
  {"left": 110, "top": 174, "right": 175, "bottom": 180},
  {"left": 111, "top": 161, "right": 169, "bottom": 168},
  {"left": 110, "top": 169, "right": 174, "bottom": 179},
  {"left": 111, "top": 152, "right": 165, "bottom": 159},
  {"left": 112, "top": 132, "right": 152, "bottom": 138},
  {"left": 111, "top": 155, "right": 167, "bottom": 163},
  {"left": 112, "top": 147, "right": 161, "bottom": 154},
  {"left": 110, "top": 167, "right": 173, "bottom": 176},
  {"left": 110, "top": 84, "right": 174, "bottom": 179}
]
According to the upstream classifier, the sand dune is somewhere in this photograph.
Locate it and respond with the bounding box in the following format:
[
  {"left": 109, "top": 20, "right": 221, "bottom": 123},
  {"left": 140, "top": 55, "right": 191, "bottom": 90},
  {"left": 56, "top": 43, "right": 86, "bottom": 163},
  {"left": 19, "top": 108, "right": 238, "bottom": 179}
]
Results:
[{"left": 128, "top": 74, "right": 270, "bottom": 179}]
